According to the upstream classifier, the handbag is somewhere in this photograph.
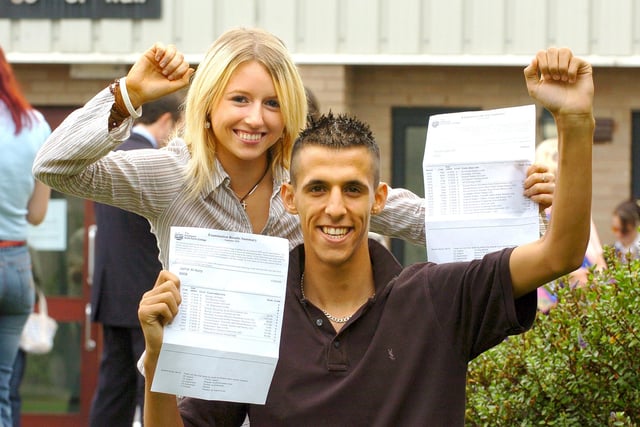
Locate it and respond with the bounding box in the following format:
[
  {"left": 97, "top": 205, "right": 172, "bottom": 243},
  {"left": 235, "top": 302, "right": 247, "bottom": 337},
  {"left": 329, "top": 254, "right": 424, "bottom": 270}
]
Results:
[{"left": 19, "top": 288, "right": 58, "bottom": 354}]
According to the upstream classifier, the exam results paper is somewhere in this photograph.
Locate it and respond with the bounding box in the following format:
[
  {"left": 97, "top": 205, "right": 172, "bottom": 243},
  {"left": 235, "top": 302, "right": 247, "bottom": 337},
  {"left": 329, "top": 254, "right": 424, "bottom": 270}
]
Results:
[
  {"left": 423, "top": 105, "right": 539, "bottom": 263},
  {"left": 151, "top": 227, "right": 289, "bottom": 404}
]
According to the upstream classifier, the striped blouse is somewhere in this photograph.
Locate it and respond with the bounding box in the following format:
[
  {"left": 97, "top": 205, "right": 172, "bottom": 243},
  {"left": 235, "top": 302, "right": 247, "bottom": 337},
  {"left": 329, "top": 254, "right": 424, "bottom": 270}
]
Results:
[{"left": 33, "top": 88, "right": 426, "bottom": 268}]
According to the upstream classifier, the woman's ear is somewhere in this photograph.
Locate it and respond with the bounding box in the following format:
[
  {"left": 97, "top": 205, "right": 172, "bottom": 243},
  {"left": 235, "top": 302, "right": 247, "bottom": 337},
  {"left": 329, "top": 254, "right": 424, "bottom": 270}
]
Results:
[
  {"left": 281, "top": 182, "right": 298, "bottom": 214},
  {"left": 371, "top": 182, "right": 388, "bottom": 215}
]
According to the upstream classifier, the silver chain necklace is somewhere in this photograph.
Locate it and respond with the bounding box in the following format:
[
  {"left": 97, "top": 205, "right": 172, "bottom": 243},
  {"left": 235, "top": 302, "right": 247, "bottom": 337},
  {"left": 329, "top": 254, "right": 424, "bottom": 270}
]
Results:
[
  {"left": 234, "top": 162, "right": 269, "bottom": 210},
  {"left": 300, "top": 272, "right": 373, "bottom": 324}
]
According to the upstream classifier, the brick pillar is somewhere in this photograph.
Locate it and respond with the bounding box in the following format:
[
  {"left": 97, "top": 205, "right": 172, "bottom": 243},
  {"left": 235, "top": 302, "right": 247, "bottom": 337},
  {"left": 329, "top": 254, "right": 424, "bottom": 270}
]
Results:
[{"left": 298, "top": 64, "right": 350, "bottom": 115}]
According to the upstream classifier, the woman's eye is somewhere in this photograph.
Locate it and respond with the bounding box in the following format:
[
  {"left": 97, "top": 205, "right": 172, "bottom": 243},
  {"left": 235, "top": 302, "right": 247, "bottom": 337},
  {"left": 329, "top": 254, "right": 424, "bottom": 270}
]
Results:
[
  {"left": 265, "top": 99, "right": 280, "bottom": 109},
  {"left": 231, "top": 96, "right": 249, "bottom": 103}
]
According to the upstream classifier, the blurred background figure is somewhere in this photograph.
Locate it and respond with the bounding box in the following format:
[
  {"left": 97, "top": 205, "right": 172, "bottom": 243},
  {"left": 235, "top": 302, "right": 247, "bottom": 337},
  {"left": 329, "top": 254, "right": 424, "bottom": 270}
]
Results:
[
  {"left": 535, "top": 138, "right": 606, "bottom": 311},
  {"left": 611, "top": 199, "right": 640, "bottom": 262},
  {"left": 305, "top": 86, "right": 321, "bottom": 123},
  {"left": 8, "top": 349, "right": 25, "bottom": 427},
  {"left": 89, "top": 93, "right": 183, "bottom": 427},
  {"left": 0, "top": 46, "right": 51, "bottom": 427}
]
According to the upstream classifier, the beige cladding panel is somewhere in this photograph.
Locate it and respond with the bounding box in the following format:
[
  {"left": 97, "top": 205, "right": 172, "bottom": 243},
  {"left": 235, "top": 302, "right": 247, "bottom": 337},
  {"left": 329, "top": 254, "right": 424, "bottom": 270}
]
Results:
[{"left": 1, "top": 0, "right": 639, "bottom": 60}]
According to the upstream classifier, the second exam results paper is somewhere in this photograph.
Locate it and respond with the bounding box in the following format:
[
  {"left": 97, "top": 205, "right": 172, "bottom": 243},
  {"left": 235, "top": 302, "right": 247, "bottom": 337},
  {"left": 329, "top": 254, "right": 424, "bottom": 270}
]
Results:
[{"left": 423, "top": 104, "right": 540, "bottom": 263}]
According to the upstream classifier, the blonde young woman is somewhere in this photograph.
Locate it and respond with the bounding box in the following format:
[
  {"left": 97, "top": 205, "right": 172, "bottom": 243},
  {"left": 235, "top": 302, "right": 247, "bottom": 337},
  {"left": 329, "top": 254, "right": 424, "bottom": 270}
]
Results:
[{"left": 34, "top": 27, "right": 553, "bottom": 268}]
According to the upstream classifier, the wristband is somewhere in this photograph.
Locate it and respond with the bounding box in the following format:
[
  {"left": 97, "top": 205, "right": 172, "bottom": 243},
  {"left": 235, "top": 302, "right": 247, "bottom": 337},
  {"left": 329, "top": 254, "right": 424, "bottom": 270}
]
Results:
[{"left": 118, "top": 77, "right": 142, "bottom": 119}]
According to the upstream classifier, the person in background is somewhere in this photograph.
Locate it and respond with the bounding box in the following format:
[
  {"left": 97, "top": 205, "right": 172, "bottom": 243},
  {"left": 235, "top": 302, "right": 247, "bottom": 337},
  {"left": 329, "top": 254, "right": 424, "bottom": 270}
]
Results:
[
  {"left": 304, "top": 86, "right": 320, "bottom": 123},
  {"left": 0, "top": 46, "right": 51, "bottom": 427},
  {"left": 611, "top": 199, "right": 640, "bottom": 262},
  {"left": 8, "top": 349, "right": 25, "bottom": 427},
  {"left": 138, "top": 46, "right": 595, "bottom": 425},
  {"left": 89, "top": 94, "right": 183, "bottom": 427}
]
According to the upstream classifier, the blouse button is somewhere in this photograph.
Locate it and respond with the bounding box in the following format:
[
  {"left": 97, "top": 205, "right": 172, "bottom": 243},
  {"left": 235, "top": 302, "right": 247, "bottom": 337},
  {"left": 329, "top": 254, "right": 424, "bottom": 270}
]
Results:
[{"left": 315, "top": 318, "right": 323, "bottom": 327}]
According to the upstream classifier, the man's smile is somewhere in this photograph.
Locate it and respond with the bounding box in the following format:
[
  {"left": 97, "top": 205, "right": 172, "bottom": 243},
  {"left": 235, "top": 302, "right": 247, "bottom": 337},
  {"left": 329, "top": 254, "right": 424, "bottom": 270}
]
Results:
[{"left": 321, "top": 226, "right": 351, "bottom": 239}]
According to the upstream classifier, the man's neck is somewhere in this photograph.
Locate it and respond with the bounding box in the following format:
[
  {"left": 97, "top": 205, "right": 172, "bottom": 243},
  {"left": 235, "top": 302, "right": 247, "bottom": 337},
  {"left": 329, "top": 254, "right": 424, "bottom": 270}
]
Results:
[
  {"left": 132, "top": 124, "right": 158, "bottom": 148},
  {"left": 301, "top": 248, "right": 375, "bottom": 318}
]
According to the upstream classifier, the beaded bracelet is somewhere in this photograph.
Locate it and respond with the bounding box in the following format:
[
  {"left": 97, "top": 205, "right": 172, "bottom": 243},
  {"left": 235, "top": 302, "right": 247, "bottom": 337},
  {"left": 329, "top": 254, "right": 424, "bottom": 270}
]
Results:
[{"left": 108, "top": 79, "right": 129, "bottom": 131}]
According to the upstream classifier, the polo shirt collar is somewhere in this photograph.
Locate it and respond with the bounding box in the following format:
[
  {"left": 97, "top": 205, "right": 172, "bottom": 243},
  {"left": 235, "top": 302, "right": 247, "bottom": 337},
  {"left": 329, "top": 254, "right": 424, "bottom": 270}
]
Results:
[{"left": 289, "top": 238, "right": 403, "bottom": 299}]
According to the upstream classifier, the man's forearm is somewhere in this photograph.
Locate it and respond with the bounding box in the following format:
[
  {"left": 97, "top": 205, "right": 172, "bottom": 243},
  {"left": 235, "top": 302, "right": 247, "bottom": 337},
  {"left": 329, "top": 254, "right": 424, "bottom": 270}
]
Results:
[
  {"left": 547, "top": 113, "right": 595, "bottom": 271},
  {"left": 511, "top": 114, "right": 594, "bottom": 298}
]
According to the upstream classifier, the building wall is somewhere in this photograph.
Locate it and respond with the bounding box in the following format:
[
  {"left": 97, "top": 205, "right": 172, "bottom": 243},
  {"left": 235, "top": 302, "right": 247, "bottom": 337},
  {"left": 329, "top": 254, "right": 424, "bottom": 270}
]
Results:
[
  {"left": 13, "top": 64, "right": 107, "bottom": 106},
  {"left": 298, "top": 65, "right": 350, "bottom": 115},
  {"left": 4, "top": 0, "right": 640, "bottom": 65},
  {"left": 14, "top": 61, "right": 636, "bottom": 250}
]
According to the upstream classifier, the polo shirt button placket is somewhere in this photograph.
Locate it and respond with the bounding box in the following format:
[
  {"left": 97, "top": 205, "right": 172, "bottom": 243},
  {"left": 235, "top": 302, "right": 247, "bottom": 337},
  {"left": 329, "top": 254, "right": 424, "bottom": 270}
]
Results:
[{"left": 327, "top": 338, "right": 348, "bottom": 371}]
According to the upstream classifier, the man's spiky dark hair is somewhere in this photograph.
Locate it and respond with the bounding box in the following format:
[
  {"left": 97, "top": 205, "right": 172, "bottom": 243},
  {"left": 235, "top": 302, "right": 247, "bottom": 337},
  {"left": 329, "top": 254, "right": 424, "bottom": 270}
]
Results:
[
  {"left": 290, "top": 111, "right": 380, "bottom": 184},
  {"left": 298, "top": 111, "right": 377, "bottom": 151}
]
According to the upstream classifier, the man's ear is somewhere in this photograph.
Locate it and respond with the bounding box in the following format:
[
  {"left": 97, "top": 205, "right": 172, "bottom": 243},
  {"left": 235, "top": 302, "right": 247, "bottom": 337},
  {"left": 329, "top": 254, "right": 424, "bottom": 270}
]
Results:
[
  {"left": 281, "top": 182, "right": 298, "bottom": 214},
  {"left": 371, "top": 182, "right": 389, "bottom": 215}
]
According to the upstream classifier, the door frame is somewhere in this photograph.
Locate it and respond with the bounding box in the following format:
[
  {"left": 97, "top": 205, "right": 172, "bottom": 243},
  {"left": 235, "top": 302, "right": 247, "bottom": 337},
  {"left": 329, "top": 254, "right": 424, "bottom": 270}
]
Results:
[{"left": 632, "top": 111, "right": 640, "bottom": 200}]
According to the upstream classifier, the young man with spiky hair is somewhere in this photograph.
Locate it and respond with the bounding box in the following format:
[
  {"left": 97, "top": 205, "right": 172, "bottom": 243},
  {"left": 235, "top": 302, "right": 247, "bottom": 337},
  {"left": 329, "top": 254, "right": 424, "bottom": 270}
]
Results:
[{"left": 139, "top": 47, "right": 594, "bottom": 426}]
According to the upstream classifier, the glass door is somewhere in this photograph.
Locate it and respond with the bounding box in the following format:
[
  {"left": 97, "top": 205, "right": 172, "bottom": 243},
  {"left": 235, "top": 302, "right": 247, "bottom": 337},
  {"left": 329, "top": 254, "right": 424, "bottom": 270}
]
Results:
[{"left": 21, "top": 196, "right": 100, "bottom": 427}]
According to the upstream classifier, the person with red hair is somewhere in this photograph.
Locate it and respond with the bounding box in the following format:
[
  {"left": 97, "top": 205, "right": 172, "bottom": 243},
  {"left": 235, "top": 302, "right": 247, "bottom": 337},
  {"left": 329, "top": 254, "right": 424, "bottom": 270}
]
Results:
[{"left": 0, "top": 46, "right": 51, "bottom": 427}]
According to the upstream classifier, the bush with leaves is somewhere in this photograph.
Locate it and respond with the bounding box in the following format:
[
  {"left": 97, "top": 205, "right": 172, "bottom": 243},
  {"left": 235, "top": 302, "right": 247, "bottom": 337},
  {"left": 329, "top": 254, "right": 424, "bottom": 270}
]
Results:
[{"left": 466, "top": 247, "right": 640, "bottom": 426}]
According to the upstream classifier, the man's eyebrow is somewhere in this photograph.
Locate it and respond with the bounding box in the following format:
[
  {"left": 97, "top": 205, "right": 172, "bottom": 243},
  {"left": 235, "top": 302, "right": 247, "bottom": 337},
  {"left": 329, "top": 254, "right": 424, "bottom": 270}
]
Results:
[
  {"left": 343, "top": 179, "right": 368, "bottom": 188},
  {"left": 304, "top": 179, "right": 326, "bottom": 186},
  {"left": 303, "top": 179, "right": 367, "bottom": 187}
]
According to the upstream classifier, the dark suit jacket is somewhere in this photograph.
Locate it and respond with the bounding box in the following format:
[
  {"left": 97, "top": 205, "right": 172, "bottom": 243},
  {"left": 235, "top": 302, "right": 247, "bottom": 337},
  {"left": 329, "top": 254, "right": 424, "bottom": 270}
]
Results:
[{"left": 91, "top": 132, "right": 162, "bottom": 327}]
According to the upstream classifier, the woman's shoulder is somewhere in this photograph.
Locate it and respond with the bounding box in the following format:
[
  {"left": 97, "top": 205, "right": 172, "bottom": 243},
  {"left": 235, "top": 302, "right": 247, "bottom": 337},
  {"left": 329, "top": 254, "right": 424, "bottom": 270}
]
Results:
[
  {"left": 26, "top": 109, "right": 52, "bottom": 147},
  {"left": 164, "top": 137, "right": 188, "bottom": 152},
  {"left": 30, "top": 109, "right": 52, "bottom": 131},
  {"left": 161, "top": 137, "right": 192, "bottom": 164}
]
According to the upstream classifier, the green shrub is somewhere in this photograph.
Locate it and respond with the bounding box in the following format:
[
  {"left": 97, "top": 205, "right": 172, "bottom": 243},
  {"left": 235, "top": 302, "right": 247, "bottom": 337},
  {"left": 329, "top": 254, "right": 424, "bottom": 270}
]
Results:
[{"left": 466, "top": 247, "right": 640, "bottom": 426}]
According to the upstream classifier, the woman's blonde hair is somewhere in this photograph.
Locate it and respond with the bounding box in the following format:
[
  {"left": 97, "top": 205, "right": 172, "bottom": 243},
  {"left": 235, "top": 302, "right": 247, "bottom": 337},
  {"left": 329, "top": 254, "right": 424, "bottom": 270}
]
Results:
[{"left": 183, "top": 27, "right": 307, "bottom": 197}]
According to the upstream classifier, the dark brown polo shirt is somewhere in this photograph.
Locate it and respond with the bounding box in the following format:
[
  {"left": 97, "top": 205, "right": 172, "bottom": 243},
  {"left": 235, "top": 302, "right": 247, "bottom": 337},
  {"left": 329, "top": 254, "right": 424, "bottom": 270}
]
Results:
[{"left": 180, "top": 240, "right": 536, "bottom": 426}]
